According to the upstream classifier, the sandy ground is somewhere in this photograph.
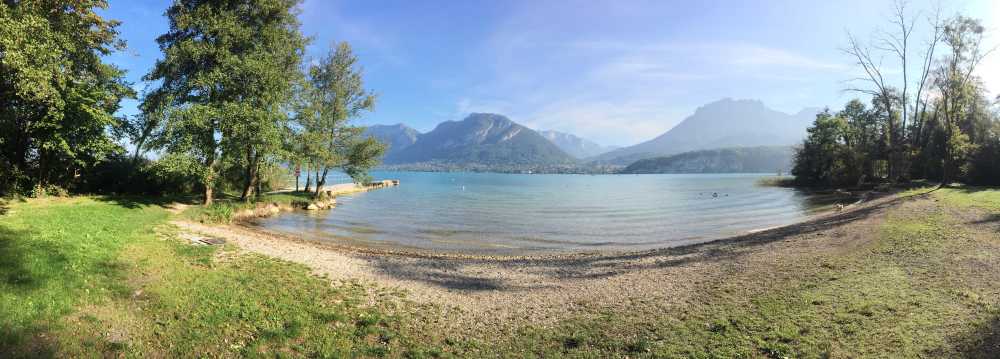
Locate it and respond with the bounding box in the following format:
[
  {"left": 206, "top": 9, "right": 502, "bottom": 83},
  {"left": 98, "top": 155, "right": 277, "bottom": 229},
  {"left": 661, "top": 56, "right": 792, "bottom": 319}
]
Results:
[{"left": 171, "top": 191, "right": 907, "bottom": 333}]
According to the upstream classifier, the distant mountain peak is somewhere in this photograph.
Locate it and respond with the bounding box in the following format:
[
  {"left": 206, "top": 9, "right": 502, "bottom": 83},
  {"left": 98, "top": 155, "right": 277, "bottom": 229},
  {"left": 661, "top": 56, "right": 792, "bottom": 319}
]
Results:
[
  {"left": 364, "top": 123, "right": 422, "bottom": 159},
  {"left": 590, "top": 99, "right": 817, "bottom": 165},
  {"left": 538, "top": 130, "right": 620, "bottom": 159},
  {"left": 384, "top": 113, "right": 574, "bottom": 166}
]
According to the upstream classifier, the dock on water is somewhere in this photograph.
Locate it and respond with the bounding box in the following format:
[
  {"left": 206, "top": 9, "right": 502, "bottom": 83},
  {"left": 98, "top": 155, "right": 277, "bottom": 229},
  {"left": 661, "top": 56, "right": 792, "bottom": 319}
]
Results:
[
  {"left": 296, "top": 180, "right": 400, "bottom": 211},
  {"left": 316, "top": 179, "right": 399, "bottom": 197}
]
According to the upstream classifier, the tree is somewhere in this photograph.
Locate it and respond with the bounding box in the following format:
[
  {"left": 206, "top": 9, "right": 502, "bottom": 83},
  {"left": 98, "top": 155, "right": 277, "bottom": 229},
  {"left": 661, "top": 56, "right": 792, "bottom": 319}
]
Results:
[
  {"left": 838, "top": 99, "right": 878, "bottom": 184},
  {"left": 933, "top": 16, "right": 990, "bottom": 184},
  {"left": 792, "top": 111, "right": 853, "bottom": 187},
  {"left": 143, "top": 0, "right": 306, "bottom": 204},
  {"left": 296, "top": 42, "right": 382, "bottom": 196},
  {"left": 0, "top": 0, "right": 132, "bottom": 195},
  {"left": 843, "top": 0, "right": 943, "bottom": 182}
]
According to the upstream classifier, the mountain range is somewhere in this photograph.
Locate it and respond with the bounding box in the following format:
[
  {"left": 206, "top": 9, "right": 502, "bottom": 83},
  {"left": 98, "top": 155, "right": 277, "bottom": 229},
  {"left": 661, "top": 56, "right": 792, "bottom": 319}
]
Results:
[
  {"left": 363, "top": 123, "right": 420, "bottom": 159},
  {"left": 371, "top": 113, "right": 575, "bottom": 167},
  {"left": 538, "top": 130, "right": 620, "bottom": 159},
  {"left": 590, "top": 98, "right": 819, "bottom": 165},
  {"left": 363, "top": 98, "right": 819, "bottom": 172}
]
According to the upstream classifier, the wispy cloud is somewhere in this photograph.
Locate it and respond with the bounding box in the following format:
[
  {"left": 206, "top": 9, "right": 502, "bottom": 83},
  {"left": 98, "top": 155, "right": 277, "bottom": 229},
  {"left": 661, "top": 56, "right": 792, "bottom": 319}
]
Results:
[
  {"left": 457, "top": 34, "right": 842, "bottom": 144},
  {"left": 299, "top": 0, "right": 406, "bottom": 67},
  {"left": 724, "top": 44, "right": 849, "bottom": 71}
]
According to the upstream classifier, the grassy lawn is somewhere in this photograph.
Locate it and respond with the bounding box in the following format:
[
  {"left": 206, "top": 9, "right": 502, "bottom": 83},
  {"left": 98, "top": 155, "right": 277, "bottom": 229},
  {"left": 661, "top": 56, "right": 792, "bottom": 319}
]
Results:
[
  {"left": 0, "top": 197, "right": 448, "bottom": 358},
  {"left": 1, "top": 188, "right": 999, "bottom": 357}
]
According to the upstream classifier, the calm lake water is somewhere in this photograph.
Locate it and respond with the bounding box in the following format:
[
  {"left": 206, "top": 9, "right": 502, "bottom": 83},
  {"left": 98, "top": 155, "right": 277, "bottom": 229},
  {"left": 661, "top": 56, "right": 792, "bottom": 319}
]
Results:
[{"left": 256, "top": 171, "right": 822, "bottom": 254}]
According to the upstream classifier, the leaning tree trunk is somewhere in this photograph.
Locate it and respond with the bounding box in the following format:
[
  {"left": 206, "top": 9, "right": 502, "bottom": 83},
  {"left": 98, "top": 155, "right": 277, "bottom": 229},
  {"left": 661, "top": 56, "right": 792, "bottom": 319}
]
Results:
[{"left": 315, "top": 167, "right": 328, "bottom": 197}]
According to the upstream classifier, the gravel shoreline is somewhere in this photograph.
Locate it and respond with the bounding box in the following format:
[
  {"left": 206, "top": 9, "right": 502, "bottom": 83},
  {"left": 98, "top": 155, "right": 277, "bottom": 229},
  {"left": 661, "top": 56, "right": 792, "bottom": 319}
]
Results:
[{"left": 171, "top": 190, "right": 906, "bottom": 333}]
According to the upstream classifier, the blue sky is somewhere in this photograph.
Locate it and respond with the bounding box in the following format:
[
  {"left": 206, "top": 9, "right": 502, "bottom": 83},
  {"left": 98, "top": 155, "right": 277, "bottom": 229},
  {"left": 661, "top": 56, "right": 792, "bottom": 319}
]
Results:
[{"left": 103, "top": 0, "right": 999, "bottom": 146}]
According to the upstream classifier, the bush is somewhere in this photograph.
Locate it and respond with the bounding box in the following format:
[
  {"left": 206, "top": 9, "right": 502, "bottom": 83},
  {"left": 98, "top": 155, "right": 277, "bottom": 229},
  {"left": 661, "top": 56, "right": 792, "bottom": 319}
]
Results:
[
  {"left": 0, "top": 160, "right": 28, "bottom": 197},
  {"left": 967, "top": 139, "right": 1000, "bottom": 185},
  {"left": 79, "top": 153, "right": 204, "bottom": 196},
  {"left": 199, "top": 203, "right": 237, "bottom": 223},
  {"left": 30, "top": 184, "right": 69, "bottom": 198}
]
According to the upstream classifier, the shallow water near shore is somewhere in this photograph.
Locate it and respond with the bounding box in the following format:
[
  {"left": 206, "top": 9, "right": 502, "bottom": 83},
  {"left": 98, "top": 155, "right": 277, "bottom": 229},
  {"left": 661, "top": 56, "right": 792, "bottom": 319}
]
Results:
[{"left": 256, "top": 171, "right": 828, "bottom": 254}]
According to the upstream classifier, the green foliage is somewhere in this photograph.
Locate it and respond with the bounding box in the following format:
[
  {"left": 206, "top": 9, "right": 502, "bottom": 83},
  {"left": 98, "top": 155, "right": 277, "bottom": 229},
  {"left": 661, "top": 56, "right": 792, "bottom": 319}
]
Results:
[
  {"left": 143, "top": 0, "right": 307, "bottom": 203},
  {"left": 795, "top": 13, "right": 1000, "bottom": 188},
  {"left": 792, "top": 111, "right": 859, "bottom": 187},
  {"left": 0, "top": 1, "right": 133, "bottom": 194},
  {"left": 344, "top": 137, "right": 386, "bottom": 184},
  {"left": 293, "top": 42, "right": 381, "bottom": 194},
  {"left": 79, "top": 153, "right": 204, "bottom": 195},
  {"left": 181, "top": 191, "right": 312, "bottom": 224}
]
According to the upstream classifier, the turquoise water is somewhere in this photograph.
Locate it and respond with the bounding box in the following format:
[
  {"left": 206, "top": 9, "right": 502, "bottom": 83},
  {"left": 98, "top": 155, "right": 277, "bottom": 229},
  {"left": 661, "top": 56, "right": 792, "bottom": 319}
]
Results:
[{"left": 257, "top": 171, "right": 818, "bottom": 254}]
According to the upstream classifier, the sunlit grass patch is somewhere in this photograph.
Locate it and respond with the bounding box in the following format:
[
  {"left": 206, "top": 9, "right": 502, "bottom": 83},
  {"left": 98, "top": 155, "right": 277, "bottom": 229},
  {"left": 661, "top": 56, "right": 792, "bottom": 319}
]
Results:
[
  {"left": 0, "top": 197, "right": 168, "bottom": 355},
  {"left": 0, "top": 197, "right": 450, "bottom": 357},
  {"left": 934, "top": 187, "right": 1000, "bottom": 212}
]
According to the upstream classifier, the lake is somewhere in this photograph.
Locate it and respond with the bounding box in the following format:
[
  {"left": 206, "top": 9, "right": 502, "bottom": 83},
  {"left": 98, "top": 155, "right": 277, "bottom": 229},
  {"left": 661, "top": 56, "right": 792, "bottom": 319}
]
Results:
[{"left": 256, "top": 171, "right": 823, "bottom": 254}]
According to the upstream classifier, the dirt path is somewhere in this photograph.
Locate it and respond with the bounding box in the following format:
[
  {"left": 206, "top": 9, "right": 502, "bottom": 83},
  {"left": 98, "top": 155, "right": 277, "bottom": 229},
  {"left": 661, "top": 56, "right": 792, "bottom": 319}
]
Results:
[{"left": 170, "top": 191, "right": 908, "bottom": 334}]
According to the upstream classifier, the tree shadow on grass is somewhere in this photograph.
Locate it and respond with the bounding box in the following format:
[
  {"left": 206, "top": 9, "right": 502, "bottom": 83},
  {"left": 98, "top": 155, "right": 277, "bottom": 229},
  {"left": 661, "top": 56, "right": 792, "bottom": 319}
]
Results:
[
  {"left": 968, "top": 213, "right": 1000, "bottom": 225},
  {"left": 92, "top": 194, "right": 193, "bottom": 210},
  {"left": 0, "top": 226, "right": 60, "bottom": 291},
  {"left": 0, "top": 225, "right": 60, "bottom": 358},
  {"left": 939, "top": 315, "right": 1000, "bottom": 358},
  {"left": 362, "top": 189, "right": 924, "bottom": 293}
]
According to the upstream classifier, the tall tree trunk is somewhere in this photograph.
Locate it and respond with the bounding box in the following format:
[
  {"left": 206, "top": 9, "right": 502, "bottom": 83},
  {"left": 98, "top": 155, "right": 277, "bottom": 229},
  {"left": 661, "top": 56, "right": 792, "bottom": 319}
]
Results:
[
  {"left": 940, "top": 97, "right": 952, "bottom": 187},
  {"left": 203, "top": 121, "right": 218, "bottom": 205},
  {"left": 203, "top": 162, "right": 215, "bottom": 206},
  {"left": 295, "top": 165, "right": 300, "bottom": 192},
  {"left": 240, "top": 148, "right": 258, "bottom": 202},
  {"left": 304, "top": 164, "right": 312, "bottom": 192}
]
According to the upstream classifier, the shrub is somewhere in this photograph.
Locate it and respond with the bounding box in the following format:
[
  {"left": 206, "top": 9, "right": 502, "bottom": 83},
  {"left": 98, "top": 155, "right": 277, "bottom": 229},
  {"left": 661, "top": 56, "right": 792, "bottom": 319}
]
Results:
[{"left": 79, "top": 153, "right": 204, "bottom": 196}]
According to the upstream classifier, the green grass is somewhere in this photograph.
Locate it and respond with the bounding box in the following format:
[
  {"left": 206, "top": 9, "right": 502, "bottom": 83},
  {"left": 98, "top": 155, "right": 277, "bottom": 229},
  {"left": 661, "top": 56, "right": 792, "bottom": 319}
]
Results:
[
  {"left": 0, "top": 197, "right": 449, "bottom": 357},
  {"left": 182, "top": 191, "right": 314, "bottom": 223},
  {"left": 0, "top": 197, "right": 168, "bottom": 356},
  {"left": 933, "top": 187, "right": 1000, "bottom": 212}
]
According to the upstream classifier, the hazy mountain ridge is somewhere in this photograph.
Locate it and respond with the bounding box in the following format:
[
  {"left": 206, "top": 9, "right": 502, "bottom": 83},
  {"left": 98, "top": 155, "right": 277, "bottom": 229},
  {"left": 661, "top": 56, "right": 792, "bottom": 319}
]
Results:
[
  {"left": 591, "top": 99, "right": 819, "bottom": 165},
  {"left": 363, "top": 124, "right": 421, "bottom": 159},
  {"left": 383, "top": 113, "right": 576, "bottom": 167},
  {"left": 619, "top": 146, "right": 795, "bottom": 174},
  {"left": 538, "top": 130, "right": 620, "bottom": 159}
]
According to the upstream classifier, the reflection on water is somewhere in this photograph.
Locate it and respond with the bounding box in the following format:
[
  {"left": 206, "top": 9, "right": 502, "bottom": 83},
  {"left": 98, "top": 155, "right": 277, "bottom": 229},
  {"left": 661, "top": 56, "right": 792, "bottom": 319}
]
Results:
[{"left": 256, "top": 171, "right": 829, "bottom": 254}]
